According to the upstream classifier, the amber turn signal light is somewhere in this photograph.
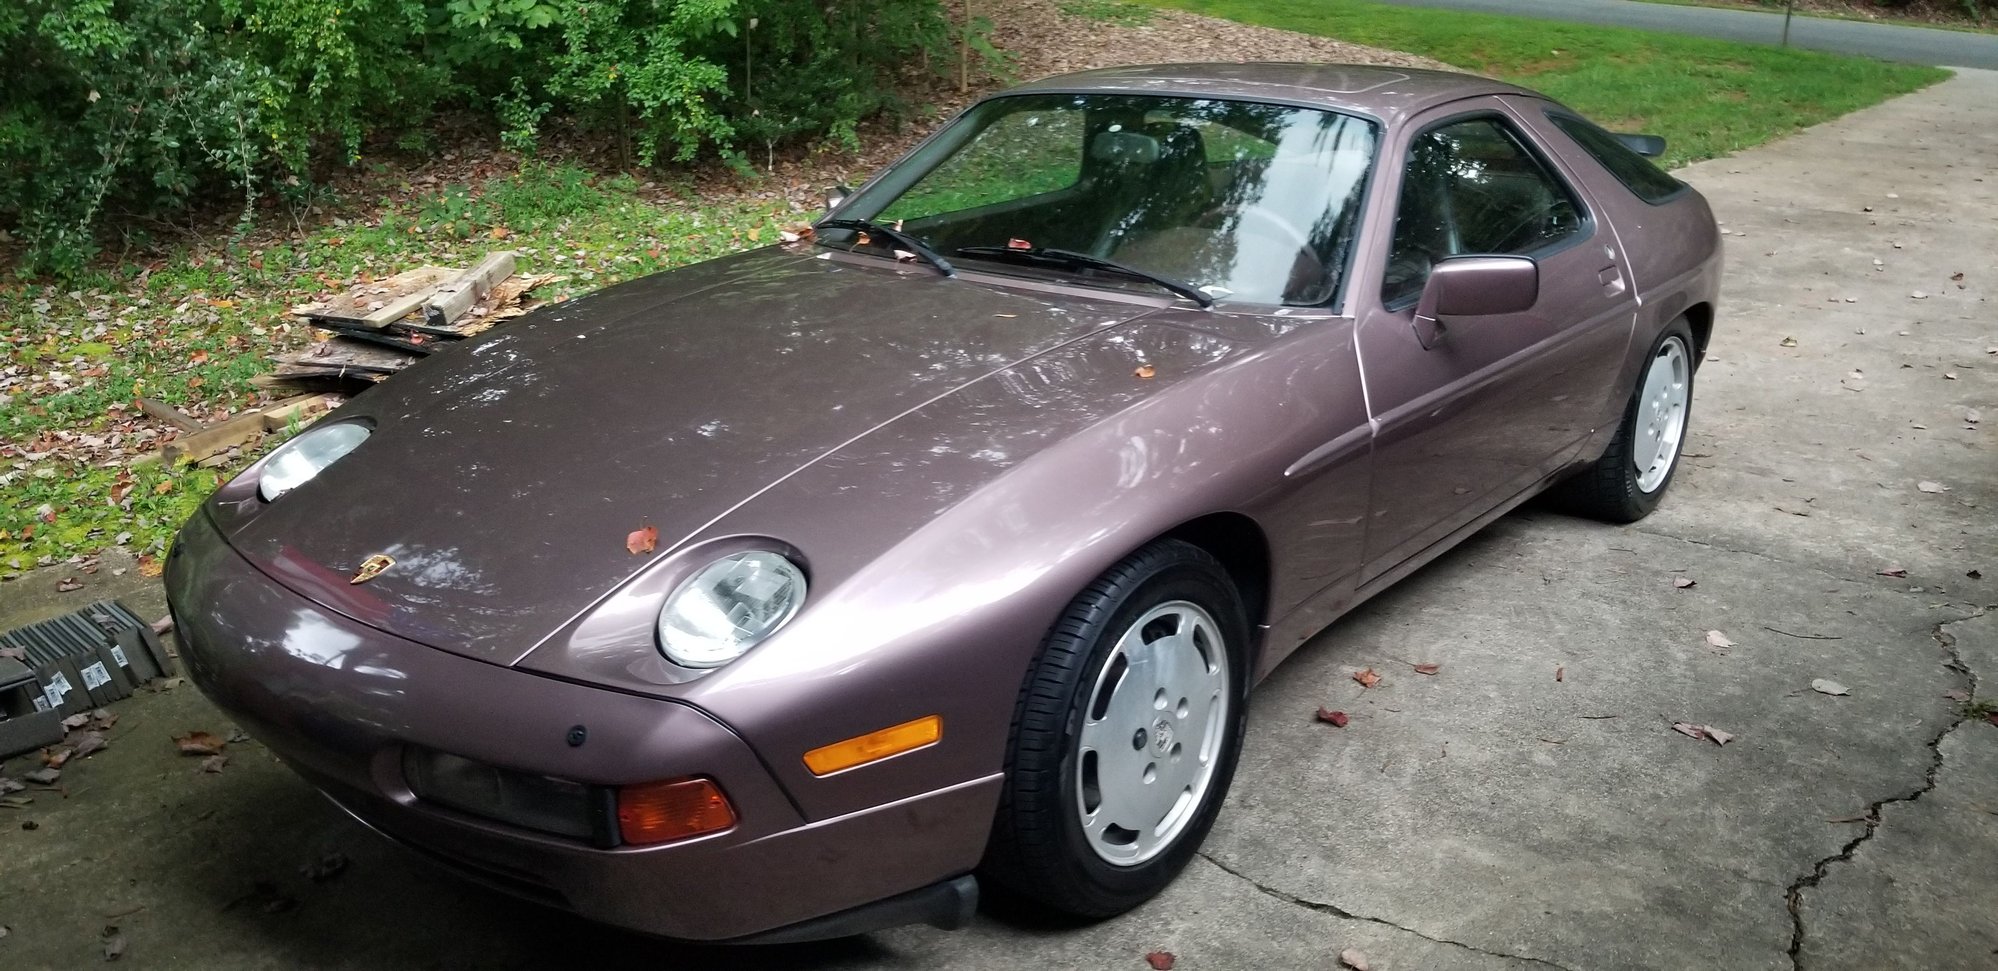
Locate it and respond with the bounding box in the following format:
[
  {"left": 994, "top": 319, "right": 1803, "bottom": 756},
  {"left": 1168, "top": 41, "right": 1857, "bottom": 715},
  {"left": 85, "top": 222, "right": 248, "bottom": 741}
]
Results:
[
  {"left": 616, "top": 777, "right": 736, "bottom": 845},
  {"left": 801, "top": 714, "right": 942, "bottom": 776}
]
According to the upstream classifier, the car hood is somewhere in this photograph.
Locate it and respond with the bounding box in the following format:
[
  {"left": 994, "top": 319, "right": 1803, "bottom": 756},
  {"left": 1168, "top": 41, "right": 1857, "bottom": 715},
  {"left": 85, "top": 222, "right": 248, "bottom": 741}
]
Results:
[{"left": 219, "top": 248, "right": 1159, "bottom": 663}]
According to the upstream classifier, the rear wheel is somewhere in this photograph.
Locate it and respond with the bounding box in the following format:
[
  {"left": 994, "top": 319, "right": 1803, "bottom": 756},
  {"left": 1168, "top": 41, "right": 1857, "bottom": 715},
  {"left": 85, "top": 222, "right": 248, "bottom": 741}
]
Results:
[
  {"left": 1554, "top": 318, "right": 1696, "bottom": 522},
  {"left": 981, "top": 540, "right": 1249, "bottom": 918}
]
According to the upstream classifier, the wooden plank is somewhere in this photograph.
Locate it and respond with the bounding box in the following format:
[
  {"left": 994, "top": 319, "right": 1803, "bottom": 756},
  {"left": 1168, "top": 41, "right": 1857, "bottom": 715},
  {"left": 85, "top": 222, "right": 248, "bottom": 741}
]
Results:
[
  {"left": 138, "top": 397, "right": 203, "bottom": 433},
  {"left": 283, "top": 336, "right": 423, "bottom": 374},
  {"left": 292, "top": 265, "right": 456, "bottom": 329},
  {"left": 258, "top": 393, "right": 339, "bottom": 432},
  {"left": 313, "top": 322, "right": 436, "bottom": 355},
  {"left": 421, "top": 251, "right": 515, "bottom": 328},
  {"left": 163, "top": 411, "right": 268, "bottom": 466}
]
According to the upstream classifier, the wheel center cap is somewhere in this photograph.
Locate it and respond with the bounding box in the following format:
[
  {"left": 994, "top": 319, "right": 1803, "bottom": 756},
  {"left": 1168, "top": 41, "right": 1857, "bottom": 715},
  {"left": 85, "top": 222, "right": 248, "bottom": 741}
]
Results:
[{"left": 1151, "top": 717, "right": 1173, "bottom": 755}]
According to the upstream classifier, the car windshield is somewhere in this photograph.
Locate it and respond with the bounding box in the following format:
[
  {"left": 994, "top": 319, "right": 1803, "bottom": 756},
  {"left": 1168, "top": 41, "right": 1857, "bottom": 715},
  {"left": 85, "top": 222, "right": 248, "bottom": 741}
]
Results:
[{"left": 830, "top": 93, "right": 1379, "bottom": 307}]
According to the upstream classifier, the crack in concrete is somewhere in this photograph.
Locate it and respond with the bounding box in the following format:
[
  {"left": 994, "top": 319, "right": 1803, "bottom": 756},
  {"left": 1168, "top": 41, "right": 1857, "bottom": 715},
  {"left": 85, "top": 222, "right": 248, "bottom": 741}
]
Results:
[
  {"left": 1781, "top": 609, "right": 1986, "bottom": 970},
  {"left": 1627, "top": 525, "right": 1875, "bottom": 588},
  {"left": 1196, "top": 852, "right": 1582, "bottom": 971}
]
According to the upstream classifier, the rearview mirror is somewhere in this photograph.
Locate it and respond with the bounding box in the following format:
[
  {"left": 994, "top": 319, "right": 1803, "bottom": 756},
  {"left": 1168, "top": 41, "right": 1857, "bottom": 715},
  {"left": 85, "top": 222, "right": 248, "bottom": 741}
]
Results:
[
  {"left": 1412, "top": 256, "right": 1539, "bottom": 349},
  {"left": 1615, "top": 132, "right": 1667, "bottom": 158}
]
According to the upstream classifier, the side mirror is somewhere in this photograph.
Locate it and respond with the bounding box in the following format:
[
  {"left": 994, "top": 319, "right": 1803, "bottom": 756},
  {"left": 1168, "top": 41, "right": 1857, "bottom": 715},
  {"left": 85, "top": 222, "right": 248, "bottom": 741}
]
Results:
[
  {"left": 824, "top": 184, "right": 853, "bottom": 214},
  {"left": 1412, "top": 255, "right": 1539, "bottom": 350}
]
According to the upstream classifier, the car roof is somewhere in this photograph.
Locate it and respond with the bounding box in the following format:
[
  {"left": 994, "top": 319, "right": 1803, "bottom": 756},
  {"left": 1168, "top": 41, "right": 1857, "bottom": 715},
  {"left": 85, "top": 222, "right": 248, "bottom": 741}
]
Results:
[{"left": 1005, "top": 62, "right": 1542, "bottom": 126}]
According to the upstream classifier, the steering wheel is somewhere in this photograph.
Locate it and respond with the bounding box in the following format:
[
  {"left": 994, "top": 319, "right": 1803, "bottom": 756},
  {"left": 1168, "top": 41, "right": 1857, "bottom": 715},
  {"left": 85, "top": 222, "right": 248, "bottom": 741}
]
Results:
[{"left": 1232, "top": 207, "right": 1312, "bottom": 254}]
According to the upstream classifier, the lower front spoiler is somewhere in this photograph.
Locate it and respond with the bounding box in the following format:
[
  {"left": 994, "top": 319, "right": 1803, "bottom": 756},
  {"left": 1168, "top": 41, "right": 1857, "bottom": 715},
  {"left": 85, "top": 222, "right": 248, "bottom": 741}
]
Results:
[{"left": 322, "top": 786, "right": 982, "bottom": 944}]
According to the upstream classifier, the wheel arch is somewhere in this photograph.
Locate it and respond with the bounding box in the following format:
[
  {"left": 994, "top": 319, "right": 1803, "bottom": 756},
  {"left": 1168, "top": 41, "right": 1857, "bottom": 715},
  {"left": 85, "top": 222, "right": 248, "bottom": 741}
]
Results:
[
  {"left": 1680, "top": 301, "right": 1714, "bottom": 365},
  {"left": 1155, "top": 511, "right": 1271, "bottom": 661}
]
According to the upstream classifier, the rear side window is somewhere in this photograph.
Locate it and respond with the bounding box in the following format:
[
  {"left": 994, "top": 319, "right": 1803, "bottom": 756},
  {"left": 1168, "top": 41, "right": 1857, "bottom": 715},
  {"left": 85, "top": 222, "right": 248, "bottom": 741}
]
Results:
[{"left": 1547, "top": 113, "right": 1685, "bottom": 205}]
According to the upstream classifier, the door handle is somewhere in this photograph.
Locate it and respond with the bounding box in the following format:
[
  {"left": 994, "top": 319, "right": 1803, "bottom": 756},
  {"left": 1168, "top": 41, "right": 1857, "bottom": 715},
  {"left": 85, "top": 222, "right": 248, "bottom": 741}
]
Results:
[{"left": 1598, "top": 264, "right": 1626, "bottom": 297}]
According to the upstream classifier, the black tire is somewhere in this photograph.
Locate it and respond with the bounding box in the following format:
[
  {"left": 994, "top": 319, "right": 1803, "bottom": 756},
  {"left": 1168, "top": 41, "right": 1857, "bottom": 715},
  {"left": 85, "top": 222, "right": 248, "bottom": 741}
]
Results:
[
  {"left": 1553, "top": 317, "right": 1698, "bottom": 522},
  {"left": 980, "top": 539, "right": 1250, "bottom": 919}
]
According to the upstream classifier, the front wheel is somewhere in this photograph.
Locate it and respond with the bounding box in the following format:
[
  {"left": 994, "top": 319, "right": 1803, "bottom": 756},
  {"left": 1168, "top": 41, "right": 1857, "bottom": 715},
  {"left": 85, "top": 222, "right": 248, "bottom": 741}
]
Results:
[
  {"left": 980, "top": 539, "right": 1249, "bottom": 918},
  {"left": 1553, "top": 318, "right": 1697, "bottom": 522}
]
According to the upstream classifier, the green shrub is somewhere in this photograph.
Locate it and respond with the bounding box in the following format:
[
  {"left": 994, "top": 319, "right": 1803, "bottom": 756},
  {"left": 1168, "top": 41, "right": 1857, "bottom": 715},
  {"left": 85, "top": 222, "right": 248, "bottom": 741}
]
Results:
[{"left": 1, "top": 0, "right": 990, "bottom": 279}]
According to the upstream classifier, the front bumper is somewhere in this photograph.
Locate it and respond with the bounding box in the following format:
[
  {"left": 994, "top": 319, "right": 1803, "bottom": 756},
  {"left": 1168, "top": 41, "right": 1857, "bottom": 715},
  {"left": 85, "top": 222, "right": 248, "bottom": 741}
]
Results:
[{"left": 165, "top": 511, "right": 998, "bottom": 941}]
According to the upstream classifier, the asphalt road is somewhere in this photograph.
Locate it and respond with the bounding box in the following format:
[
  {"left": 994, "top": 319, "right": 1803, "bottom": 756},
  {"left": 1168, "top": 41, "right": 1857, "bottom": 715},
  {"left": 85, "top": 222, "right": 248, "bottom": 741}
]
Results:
[
  {"left": 2, "top": 70, "right": 1995, "bottom": 971},
  {"left": 1367, "top": 0, "right": 1998, "bottom": 68}
]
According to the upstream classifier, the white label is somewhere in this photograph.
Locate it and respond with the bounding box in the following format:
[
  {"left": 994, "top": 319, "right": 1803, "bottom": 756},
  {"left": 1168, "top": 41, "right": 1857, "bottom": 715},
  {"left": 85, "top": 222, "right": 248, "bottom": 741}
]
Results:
[
  {"left": 81, "top": 662, "right": 112, "bottom": 691},
  {"left": 31, "top": 694, "right": 50, "bottom": 712},
  {"left": 43, "top": 685, "right": 62, "bottom": 708},
  {"left": 47, "top": 671, "right": 72, "bottom": 699},
  {"left": 109, "top": 645, "right": 130, "bottom": 668}
]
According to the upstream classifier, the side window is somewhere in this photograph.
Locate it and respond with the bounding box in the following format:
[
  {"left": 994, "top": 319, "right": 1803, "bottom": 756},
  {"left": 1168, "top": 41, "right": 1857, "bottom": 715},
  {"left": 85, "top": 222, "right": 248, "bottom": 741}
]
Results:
[
  {"left": 880, "top": 108, "right": 1084, "bottom": 221},
  {"left": 1381, "top": 117, "right": 1585, "bottom": 306},
  {"left": 1547, "top": 112, "right": 1685, "bottom": 205}
]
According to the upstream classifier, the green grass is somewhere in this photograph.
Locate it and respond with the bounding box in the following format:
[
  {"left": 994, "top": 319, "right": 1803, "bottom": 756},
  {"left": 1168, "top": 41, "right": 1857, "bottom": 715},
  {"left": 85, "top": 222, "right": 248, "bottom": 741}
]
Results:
[
  {"left": 1145, "top": 0, "right": 1949, "bottom": 166},
  {"left": 0, "top": 162, "right": 804, "bottom": 576},
  {"left": 1628, "top": 0, "right": 1997, "bottom": 36}
]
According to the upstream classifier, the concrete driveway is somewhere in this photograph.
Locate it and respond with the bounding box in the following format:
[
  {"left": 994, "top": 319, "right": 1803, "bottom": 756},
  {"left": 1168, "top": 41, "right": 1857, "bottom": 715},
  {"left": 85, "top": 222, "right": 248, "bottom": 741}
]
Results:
[
  {"left": 2, "top": 71, "right": 1993, "bottom": 971},
  {"left": 1360, "top": 0, "right": 1998, "bottom": 69}
]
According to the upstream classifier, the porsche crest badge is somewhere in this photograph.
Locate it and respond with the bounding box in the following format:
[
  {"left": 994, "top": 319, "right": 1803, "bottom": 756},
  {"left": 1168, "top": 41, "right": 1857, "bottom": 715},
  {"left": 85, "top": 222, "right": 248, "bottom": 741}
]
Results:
[{"left": 350, "top": 554, "right": 395, "bottom": 585}]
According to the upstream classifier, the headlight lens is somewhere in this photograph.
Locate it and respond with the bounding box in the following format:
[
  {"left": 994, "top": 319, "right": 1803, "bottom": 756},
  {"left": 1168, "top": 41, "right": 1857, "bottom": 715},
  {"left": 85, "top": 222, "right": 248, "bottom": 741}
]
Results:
[
  {"left": 657, "top": 551, "right": 807, "bottom": 668},
  {"left": 258, "top": 422, "right": 370, "bottom": 501}
]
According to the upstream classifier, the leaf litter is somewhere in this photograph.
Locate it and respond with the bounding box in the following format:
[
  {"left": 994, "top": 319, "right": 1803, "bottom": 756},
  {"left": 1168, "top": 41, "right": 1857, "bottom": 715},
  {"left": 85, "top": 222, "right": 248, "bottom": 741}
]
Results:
[{"left": 1671, "top": 722, "right": 1734, "bottom": 745}]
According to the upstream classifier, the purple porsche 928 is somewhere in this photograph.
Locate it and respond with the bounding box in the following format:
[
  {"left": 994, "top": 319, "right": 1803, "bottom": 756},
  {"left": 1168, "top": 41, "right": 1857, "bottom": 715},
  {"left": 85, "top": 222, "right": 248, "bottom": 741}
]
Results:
[{"left": 167, "top": 63, "right": 1720, "bottom": 942}]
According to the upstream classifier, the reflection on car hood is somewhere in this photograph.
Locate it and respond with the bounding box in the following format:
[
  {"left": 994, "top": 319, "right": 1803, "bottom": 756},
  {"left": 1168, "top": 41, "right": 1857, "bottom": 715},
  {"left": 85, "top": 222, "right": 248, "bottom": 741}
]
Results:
[{"left": 221, "top": 248, "right": 1160, "bottom": 663}]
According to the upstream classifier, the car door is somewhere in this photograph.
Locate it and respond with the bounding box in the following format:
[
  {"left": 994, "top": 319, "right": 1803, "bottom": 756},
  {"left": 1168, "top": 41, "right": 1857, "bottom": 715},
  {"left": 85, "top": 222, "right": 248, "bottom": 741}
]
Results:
[{"left": 1354, "top": 103, "right": 1637, "bottom": 581}]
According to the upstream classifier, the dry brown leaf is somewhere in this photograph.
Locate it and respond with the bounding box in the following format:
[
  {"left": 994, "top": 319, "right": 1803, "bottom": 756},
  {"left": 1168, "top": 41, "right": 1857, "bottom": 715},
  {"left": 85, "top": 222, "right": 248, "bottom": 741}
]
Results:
[
  {"left": 1876, "top": 566, "right": 1908, "bottom": 578},
  {"left": 1352, "top": 668, "right": 1381, "bottom": 688},
  {"left": 1412, "top": 662, "right": 1441, "bottom": 675},
  {"left": 1779, "top": 336, "right": 1798, "bottom": 347},
  {"left": 1144, "top": 951, "right": 1176, "bottom": 970},
  {"left": 1555, "top": 665, "right": 1565, "bottom": 682},
  {"left": 199, "top": 754, "right": 230, "bottom": 774},
  {"left": 173, "top": 731, "right": 227, "bottom": 757},
  {"left": 1673, "top": 576, "right": 1696, "bottom": 589},
  {"left": 70, "top": 731, "right": 107, "bottom": 760},
  {"left": 1705, "top": 630, "right": 1735, "bottom": 650},
  {"left": 1339, "top": 948, "right": 1371, "bottom": 971},
  {"left": 626, "top": 524, "right": 658, "bottom": 556},
  {"left": 1810, "top": 679, "right": 1850, "bottom": 696},
  {"left": 1134, "top": 364, "right": 1157, "bottom": 379},
  {"left": 56, "top": 577, "right": 82, "bottom": 592},
  {"left": 1315, "top": 708, "right": 1350, "bottom": 727},
  {"left": 136, "top": 555, "right": 163, "bottom": 578},
  {"left": 779, "top": 223, "right": 815, "bottom": 244}
]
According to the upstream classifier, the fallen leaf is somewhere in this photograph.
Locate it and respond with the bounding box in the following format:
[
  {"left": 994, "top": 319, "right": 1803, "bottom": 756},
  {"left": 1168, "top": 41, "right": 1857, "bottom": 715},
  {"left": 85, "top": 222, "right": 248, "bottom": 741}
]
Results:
[
  {"left": 1144, "top": 951, "right": 1176, "bottom": 970},
  {"left": 1969, "top": 569, "right": 1984, "bottom": 580},
  {"left": 1133, "top": 364, "right": 1156, "bottom": 379},
  {"left": 1412, "top": 662, "right": 1441, "bottom": 675},
  {"left": 1340, "top": 948, "right": 1371, "bottom": 971},
  {"left": 173, "top": 731, "right": 227, "bottom": 756},
  {"left": 1779, "top": 336, "right": 1798, "bottom": 347},
  {"left": 1910, "top": 290, "right": 1928, "bottom": 299},
  {"left": 1673, "top": 576, "right": 1697, "bottom": 589},
  {"left": 152, "top": 480, "right": 174, "bottom": 495},
  {"left": 778, "top": 224, "right": 814, "bottom": 243},
  {"left": 1944, "top": 371, "right": 1958, "bottom": 380},
  {"left": 1671, "top": 722, "right": 1706, "bottom": 740},
  {"left": 70, "top": 731, "right": 107, "bottom": 760},
  {"left": 103, "top": 928, "right": 125, "bottom": 961},
  {"left": 41, "top": 747, "right": 73, "bottom": 769},
  {"left": 300, "top": 851, "right": 350, "bottom": 883},
  {"left": 199, "top": 754, "right": 229, "bottom": 774},
  {"left": 1917, "top": 481, "right": 1948, "bottom": 494},
  {"left": 56, "top": 577, "right": 82, "bottom": 592},
  {"left": 1707, "top": 727, "right": 1734, "bottom": 745},
  {"left": 1352, "top": 668, "right": 1381, "bottom": 688},
  {"left": 747, "top": 227, "right": 761, "bottom": 242},
  {"left": 1704, "top": 630, "right": 1736, "bottom": 650},
  {"left": 1876, "top": 566, "right": 1908, "bottom": 578},
  {"left": 0, "top": 778, "right": 22, "bottom": 795},
  {"left": 62, "top": 713, "right": 91, "bottom": 730},
  {"left": 136, "top": 555, "right": 163, "bottom": 578},
  {"left": 1315, "top": 708, "right": 1350, "bottom": 728},
  {"left": 1555, "top": 665, "right": 1565, "bottom": 682},
  {"left": 1811, "top": 679, "right": 1850, "bottom": 696},
  {"left": 22, "top": 767, "right": 60, "bottom": 785},
  {"left": 625, "top": 524, "right": 658, "bottom": 556},
  {"left": 1951, "top": 271, "right": 1964, "bottom": 282}
]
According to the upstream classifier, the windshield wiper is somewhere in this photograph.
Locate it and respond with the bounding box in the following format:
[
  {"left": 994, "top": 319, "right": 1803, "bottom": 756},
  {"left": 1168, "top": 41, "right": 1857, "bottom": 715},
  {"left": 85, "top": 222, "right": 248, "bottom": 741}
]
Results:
[
  {"left": 954, "top": 245, "right": 1213, "bottom": 308},
  {"left": 815, "top": 218, "right": 955, "bottom": 278}
]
